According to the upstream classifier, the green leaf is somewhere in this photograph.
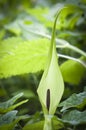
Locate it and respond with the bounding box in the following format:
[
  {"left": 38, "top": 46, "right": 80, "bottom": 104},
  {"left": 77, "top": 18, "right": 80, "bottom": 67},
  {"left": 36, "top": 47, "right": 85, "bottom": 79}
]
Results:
[
  {"left": 61, "top": 110, "right": 86, "bottom": 125},
  {"left": 0, "top": 93, "right": 28, "bottom": 113},
  {"left": 60, "top": 57, "right": 86, "bottom": 85},
  {"left": 0, "top": 110, "right": 17, "bottom": 126},
  {"left": 26, "top": 7, "right": 49, "bottom": 23},
  {"left": 0, "top": 111, "right": 19, "bottom": 130},
  {"left": 14, "top": 89, "right": 36, "bottom": 99},
  {"left": 23, "top": 116, "right": 64, "bottom": 130},
  {"left": 0, "top": 29, "right": 5, "bottom": 40},
  {"left": 21, "top": 22, "right": 49, "bottom": 40},
  {"left": 23, "top": 120, "right": 44, "bottom": 130},
  {"left": 0, "top": 110, "right": 28, "bottom": 130},
  {"left": 5, "top": 20, "right": 21, "bottom": 36},
  {"left": 0, "top": 37, "right": 50, "bottom": 78},
  {"left": 82, "top": 0, "right": 86, "bottom": 3},
  {"left": 59, "top": 91, "right": 86, "bottom": 112}
]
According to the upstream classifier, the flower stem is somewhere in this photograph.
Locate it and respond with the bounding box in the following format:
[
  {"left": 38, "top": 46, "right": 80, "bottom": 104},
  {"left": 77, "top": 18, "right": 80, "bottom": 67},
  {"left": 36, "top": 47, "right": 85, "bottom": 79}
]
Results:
[
  {"left": 67, "top": 44, "right": 86, "bottom": 57},
  {"left": 43, "top": 115, "right": 54, "bottom": 130}
]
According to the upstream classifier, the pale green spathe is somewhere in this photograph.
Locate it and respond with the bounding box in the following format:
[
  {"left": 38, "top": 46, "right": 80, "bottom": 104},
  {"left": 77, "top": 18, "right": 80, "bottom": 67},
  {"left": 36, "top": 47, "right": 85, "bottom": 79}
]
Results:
[
  {"left": 37, "top": 7, "right": 64, "bottom": 115},
  {"left": 37, "top": 43, "right": 64, "bottom": 115}
]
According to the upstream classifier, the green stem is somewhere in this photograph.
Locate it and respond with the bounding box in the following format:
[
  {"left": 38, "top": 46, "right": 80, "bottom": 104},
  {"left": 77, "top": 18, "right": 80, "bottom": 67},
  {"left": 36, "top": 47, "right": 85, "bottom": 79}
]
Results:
[
  {"left": 67, "top": 44, "right": 86, "bottom": 57},
  {"left": 43, "top": 115, "right": 54, "bottom": 130},
  {"left": 56, "top": 38, "right": 86, "bottom": 57},
  {"left": 58, "top": 53, "right": 86, "bottom": 67}
]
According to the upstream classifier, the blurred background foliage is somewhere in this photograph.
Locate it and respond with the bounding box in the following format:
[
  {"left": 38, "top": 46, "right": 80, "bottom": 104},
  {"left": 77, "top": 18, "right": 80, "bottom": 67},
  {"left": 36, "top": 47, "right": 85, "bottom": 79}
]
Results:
[{"left": 0, "top": 0, "right": 86, "bottom": 130}]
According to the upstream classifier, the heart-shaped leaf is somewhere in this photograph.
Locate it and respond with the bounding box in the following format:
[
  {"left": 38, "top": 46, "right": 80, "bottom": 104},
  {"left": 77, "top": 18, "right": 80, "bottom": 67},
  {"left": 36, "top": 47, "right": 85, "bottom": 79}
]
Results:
[
  {"left": 61, "top": 110, "right": 86, "bottom": 125},
  {"left": 59, "top": 91, "right": 86, "bottom": 112},
  {"left": 0, "top": 93, "right": 28, "bottom": 113},
  {"left": 0, "top": 110, "right": 28, "bottom": 130},
  {"left": 0, "top": 37, "right": 49, "bottom": 78}
]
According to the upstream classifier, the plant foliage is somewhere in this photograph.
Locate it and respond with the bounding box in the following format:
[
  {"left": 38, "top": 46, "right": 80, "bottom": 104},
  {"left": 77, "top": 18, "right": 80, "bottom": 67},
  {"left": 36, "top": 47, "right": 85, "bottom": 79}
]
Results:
[{"left": 0, "top": 0, "right": 86, "bottom": 130}]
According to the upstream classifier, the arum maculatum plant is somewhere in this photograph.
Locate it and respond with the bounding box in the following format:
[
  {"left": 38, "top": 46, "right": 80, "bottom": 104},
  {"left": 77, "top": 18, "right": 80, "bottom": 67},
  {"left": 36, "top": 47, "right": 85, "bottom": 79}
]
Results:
[
  {"left": 37, "top": 7, "right": 66, "bottom": 130},
  {"left": 37, "top": 4, "right": 85, "bottom": 129}
]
